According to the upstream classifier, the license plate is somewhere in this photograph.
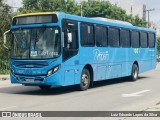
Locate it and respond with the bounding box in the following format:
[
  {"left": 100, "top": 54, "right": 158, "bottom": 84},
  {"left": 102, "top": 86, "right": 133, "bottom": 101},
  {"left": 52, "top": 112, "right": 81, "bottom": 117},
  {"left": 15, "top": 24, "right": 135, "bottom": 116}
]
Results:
[{"left": 26, "top": 79, "right": 34, "bottom": 82}]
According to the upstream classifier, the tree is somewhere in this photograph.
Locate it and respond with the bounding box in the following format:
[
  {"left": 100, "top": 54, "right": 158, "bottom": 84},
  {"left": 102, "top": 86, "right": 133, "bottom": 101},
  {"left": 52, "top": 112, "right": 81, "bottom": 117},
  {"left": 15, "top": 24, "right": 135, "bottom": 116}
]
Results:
[
  {"left": 0, "top": 0, "right": 12, "bottom": 59},
  {"left": 81, "top": 0, "right": 147, "bottom": 27},
  {"left": 132, "top": 15, "right": 147, "bottom": 27},
  {"left": 20, "top": 0, "right": 147, "bottom": 27},
  {"left": 20, "top": 0, "right": 79, "bottom": 15},
  {"left": 19, "top": 0, "right": 55, "bottom": 13}
]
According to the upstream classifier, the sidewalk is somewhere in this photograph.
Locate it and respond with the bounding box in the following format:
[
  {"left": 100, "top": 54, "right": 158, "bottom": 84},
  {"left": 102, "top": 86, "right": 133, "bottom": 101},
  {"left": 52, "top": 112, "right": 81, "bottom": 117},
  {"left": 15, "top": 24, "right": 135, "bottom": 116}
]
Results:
[{"left": 0, "top": 74, "right": 10, "bottom": 81}]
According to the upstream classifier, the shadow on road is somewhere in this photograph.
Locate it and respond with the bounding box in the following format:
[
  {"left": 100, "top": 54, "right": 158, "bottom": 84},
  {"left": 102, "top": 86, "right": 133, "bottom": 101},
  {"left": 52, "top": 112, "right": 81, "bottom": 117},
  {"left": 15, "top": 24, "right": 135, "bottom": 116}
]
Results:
[{"left": 0, "top": 76, "right": 148, "bottom": 95}]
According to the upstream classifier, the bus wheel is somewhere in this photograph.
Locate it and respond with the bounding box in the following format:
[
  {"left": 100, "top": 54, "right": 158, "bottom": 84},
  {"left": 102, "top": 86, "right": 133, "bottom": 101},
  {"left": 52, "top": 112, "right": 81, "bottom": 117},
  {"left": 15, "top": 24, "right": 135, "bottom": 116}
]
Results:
[
  {"left": 79, "top": 69, "right": 90, "bottom": 91},
  {"left": 130, "top": 64, "right": 139, "bottom": 81},
  {"left": 39, "top": 85, "right": 51, "bottom": 90}
]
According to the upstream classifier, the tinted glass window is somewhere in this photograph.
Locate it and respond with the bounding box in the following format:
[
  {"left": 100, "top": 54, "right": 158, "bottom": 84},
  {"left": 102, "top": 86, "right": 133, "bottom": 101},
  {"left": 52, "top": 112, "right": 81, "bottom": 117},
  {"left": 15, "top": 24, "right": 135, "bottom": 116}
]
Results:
[
  {"left": 108, "top": 27, "right": 120, "bottom": 47},
  {"left": 62, "top": 19, "right": 78, "bottom": 61},
  {"left": 95, "top": 26, "right": 107, "bottom": 47},
  {"left": 148, "top": 33, "right": 155, "bottom": 48},
  {"left": 80, "top": 23, "right": 94, "bottom": 46},
  {"left": 120, "top": 29, "right": 130, "bottom": 47},
  {"left": 140, "top": 32, "right": 148, "bottom": 48},
  {"left": 131, "top": 31, "right": 140, "bottom": 48},
  {"left": 62, "top": 19, "right": 78, "bottom": 49}
]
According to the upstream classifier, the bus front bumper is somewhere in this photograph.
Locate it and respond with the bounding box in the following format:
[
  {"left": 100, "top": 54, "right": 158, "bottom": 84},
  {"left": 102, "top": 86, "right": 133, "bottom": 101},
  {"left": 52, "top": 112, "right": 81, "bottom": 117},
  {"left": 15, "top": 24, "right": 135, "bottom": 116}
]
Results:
[{"left": 10, "top": 72, "right": 64, "bottom": 86}]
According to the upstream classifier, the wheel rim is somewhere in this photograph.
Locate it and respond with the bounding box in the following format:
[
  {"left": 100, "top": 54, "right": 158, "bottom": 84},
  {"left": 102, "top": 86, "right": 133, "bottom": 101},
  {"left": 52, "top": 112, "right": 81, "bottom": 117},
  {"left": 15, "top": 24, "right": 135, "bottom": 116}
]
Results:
[
  {"left": 133, "top": 69, "right": 138, "bottom": 79},
  {"left": 81, "top": 74, "right": 89, "bottom": 87}
]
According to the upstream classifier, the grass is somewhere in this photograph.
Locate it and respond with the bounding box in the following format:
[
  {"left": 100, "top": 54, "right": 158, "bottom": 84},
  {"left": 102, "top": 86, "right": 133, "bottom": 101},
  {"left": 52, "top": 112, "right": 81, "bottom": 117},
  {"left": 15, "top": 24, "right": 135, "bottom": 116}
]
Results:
[
  {"left": 0, "top": 70, "right": 10, "bottom": 75},
  {"left": 1, "top": 77, "right": 7, "bottom": 81},
  {"left": 0, "top": 59, "right": 10, "bottom": 74}
]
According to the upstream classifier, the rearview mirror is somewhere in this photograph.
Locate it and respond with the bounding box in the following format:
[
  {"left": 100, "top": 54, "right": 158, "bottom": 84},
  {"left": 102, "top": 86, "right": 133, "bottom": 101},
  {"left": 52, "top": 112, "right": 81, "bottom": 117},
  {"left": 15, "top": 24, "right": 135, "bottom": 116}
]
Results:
[{"left": 3, "top": 30, "right": 10, "bottom": 49}]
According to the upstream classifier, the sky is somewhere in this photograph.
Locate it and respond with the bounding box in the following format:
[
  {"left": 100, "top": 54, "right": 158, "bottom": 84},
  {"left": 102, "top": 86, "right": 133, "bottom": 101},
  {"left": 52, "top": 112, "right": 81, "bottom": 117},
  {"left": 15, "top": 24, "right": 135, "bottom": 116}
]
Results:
[
  {"left": 107, "top": 0, "right": 160, "bottom": 27},
  {"left": 5, "top": 0, "right": 160, "bottom": 27}
]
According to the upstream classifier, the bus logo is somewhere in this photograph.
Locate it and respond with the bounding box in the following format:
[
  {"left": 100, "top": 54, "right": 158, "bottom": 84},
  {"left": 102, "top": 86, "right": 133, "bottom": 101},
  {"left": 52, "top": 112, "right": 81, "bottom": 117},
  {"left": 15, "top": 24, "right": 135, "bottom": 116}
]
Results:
[{"left": 94, "top": 49, "right": 109, "bottom": 61}]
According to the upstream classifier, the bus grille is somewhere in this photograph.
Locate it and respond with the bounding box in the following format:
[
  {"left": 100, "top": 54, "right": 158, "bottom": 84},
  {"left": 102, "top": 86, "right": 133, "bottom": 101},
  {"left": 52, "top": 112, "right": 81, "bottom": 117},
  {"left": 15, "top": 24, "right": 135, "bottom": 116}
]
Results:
[{"left": 13, "top": 61, "right": 48, "bottom": 68}]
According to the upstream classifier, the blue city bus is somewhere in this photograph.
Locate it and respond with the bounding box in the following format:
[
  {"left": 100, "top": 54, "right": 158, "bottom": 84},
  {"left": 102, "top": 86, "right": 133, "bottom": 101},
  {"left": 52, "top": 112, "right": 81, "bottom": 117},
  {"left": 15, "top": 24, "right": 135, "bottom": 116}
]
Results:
[{"left": 4, "top": 12, "right": 156, "bottom": 91}]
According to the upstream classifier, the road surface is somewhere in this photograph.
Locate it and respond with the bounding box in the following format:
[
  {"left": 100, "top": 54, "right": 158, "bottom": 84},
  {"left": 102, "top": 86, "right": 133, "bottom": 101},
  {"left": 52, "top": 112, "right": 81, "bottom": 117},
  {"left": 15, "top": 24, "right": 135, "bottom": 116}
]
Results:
[{"left": 0, "top": 64, "right": 160, "bottom": 120}]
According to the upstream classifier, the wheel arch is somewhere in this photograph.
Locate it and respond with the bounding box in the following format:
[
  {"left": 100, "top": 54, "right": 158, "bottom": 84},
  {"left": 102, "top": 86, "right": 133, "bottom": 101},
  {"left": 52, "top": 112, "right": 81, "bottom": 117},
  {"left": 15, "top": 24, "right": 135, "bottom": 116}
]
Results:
[
  {"left": 83, "top": 64, "right": 94, "bottom": 87},
  {"left": 133, "top": 61, "right": 139, "bottom": 69}
]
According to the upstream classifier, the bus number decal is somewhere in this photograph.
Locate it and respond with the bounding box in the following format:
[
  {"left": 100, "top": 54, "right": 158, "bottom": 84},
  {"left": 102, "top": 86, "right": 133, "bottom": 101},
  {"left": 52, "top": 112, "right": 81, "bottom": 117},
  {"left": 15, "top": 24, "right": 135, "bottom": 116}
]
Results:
[{"left": 134, "top": 48, "right": 139, "bottom": 54}]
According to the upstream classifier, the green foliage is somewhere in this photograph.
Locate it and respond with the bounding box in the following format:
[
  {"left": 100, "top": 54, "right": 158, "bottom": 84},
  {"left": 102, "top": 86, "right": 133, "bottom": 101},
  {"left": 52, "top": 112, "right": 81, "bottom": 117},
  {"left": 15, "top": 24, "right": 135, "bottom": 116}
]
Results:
[
  {"left": 0, "top": 59, "right": 10, "bottom": 74},
  {"left": 81, "top": 1, "right": 147, "bottom": 27},
  {"left": 0, "top": 0, "right": 12, "bottom": 74},
  {"left": 1, "top": 77, "right": 7, "bottom": 81},
  {"left": 0, "top": 0, "right": 12, "bottom": 60},
  {"left": 19, "top": 0, "right": 80, "bottom": 15},
  {"left": 157, "top": 37, "right": 160, "bottom": 55},
  {"left": 19, "top": 0, "right": 147, "bottom": 27}
]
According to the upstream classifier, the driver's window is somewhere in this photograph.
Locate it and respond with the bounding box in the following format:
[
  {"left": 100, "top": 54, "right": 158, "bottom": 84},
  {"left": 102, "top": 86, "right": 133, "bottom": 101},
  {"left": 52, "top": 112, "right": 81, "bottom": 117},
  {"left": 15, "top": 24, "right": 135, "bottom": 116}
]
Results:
[{"left": 62, "top": 19, "right": 78, "bottom": 61}]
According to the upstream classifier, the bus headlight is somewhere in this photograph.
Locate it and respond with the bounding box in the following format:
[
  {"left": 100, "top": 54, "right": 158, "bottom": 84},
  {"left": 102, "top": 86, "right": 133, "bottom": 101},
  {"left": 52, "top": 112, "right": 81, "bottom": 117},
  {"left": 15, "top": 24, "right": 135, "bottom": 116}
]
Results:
[{"left": 47, "top": 65, "right": 60, "bottom": 77}]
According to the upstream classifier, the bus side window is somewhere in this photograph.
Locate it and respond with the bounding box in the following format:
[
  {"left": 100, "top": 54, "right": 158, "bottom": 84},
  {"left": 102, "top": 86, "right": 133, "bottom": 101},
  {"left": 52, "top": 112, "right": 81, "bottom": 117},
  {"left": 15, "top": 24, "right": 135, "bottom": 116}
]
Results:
[
  {"left": 80, "top": 23, "right": 94, "bottom": 46},
  {"left": 131, "top": 31, "right": 140, "bottom": 48},
  {"left": 95, "top": 25, "right": 108, "bottom": 47},
  {"left": 62, "top": 19, "right": 78, "bottom": 61},
  {"left": 148, "top": 33, "right": 155, "bottom": 48},
  {"left": 120, "top": 29, "right": 130, "bottom": 48},
  {"left": 108, "top": 27, "right": 120, "bottom": 47},
  {"left": 140, "top": 32, "right": 148, "bottom": 48}
]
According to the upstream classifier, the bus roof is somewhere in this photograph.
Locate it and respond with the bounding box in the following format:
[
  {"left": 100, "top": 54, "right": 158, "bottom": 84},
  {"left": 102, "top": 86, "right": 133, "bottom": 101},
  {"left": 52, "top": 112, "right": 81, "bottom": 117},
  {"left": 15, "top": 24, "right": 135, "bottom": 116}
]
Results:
[
  {"left": 16, "top": 12, "right": 59, "bottom": 17},
  {"left": 14, "top": 11, "right": 155, "bottom": 33},
  {"left": 90, "top": 17, "right": 133, "bottom": 26},
  {"left": 64, "top": 13, "right": 155, "bottom": 33}
]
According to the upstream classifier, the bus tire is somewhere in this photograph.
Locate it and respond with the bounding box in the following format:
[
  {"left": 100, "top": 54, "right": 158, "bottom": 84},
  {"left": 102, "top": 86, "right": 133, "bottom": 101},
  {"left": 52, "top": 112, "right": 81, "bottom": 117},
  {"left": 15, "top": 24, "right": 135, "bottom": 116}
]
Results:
[
  {"left": 79, "top": 68, "right": 90, "bottom": 91},
  {"left": 39, "top": 85, "right": 51, "bottom": 90},
  {"left": 130, "top": 64, "right": 139, "bottom": 81}
]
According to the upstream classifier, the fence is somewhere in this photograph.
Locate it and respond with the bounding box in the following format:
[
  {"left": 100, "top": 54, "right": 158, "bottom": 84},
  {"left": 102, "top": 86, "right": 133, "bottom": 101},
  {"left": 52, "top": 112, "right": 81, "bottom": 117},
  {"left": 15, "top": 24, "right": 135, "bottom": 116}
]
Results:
[{"left": 0, "top": 59, "right": 10, "bottom": 74}]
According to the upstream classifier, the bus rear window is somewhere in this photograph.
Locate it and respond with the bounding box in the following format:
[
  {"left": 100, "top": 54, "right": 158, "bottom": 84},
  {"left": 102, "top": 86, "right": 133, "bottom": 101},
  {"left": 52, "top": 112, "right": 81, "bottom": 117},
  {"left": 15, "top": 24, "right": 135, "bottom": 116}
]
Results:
[{"left": 12, "top": 14, "right": 58, "bottom": 25}]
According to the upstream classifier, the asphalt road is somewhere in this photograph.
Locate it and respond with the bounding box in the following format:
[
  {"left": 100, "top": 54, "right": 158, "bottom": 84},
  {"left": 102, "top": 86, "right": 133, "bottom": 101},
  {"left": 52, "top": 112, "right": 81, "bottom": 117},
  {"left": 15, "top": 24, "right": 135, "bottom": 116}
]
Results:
[{"left": 0, "top": 64, "right": 160, "bottom": 120}]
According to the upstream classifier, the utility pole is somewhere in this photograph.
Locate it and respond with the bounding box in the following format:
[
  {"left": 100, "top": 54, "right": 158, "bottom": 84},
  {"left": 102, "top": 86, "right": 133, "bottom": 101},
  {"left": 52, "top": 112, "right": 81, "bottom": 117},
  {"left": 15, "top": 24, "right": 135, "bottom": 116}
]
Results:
[
  {"left": 130, "top": 0, "right": 134, "bottom": 22},
  {"left": 80, "top": 4, "right": 83, "bottom": 16},
  {"left": 146, "top": 8, "right": 155, "bottom": 27},
  {"left": 79, "top": 0, "right": 83, "bottom": 16}
]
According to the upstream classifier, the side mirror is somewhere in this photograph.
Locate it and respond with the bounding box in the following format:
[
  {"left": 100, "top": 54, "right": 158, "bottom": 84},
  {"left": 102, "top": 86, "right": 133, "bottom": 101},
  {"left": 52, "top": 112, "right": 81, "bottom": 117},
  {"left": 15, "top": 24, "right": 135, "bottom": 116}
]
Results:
[
  {"left": 3, "top": 30, "right": 10, "bottom": 49},
  {"left": 67, "top": 33, "right": 72, "bottom": 43}
]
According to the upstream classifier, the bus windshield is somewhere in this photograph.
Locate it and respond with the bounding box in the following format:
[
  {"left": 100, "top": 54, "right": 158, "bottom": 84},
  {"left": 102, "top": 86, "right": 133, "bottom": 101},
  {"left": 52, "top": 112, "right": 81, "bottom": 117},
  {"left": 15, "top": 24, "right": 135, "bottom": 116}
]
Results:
[{"left": 11, "top": 27, "right": 60, "bottom": 59}]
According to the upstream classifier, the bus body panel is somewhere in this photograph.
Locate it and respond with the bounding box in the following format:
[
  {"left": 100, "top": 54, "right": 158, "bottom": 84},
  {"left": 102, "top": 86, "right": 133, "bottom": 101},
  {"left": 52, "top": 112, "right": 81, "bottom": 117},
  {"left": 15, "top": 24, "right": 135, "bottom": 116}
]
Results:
[{"left": 9, "top": 12, "right": 157, "bottom": 87}]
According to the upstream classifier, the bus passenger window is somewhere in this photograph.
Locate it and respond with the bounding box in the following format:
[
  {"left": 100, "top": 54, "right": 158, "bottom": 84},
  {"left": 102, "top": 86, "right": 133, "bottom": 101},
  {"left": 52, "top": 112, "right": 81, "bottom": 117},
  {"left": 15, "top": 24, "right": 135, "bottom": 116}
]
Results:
[
  {"left": 148, "top": 33, "right": 155, "bottom": 48},
  {"left": 131, "top": 31, "right": 140, "bottom": 48},
  {"left": 95, "top": 26, "right": 107, "bottom": 47},
  {"left": 120, "top": 29, "right": 130, "bottom": 48},
  {"left": 108, "top": 27, "right": 120, "bottom": 47},
  {"left": 80, "top": 23, "right": 94, "bottom": 46},
  {"left": 140, "top": 32, "right": 148, "bottom": 48}
]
